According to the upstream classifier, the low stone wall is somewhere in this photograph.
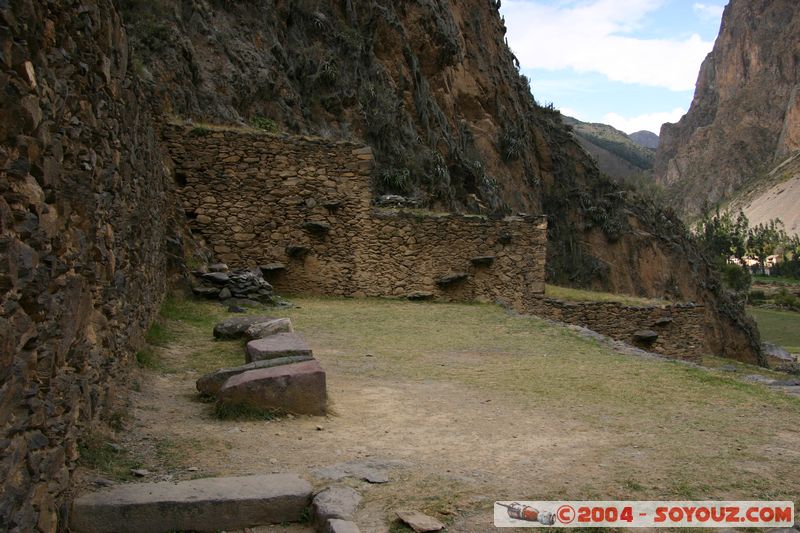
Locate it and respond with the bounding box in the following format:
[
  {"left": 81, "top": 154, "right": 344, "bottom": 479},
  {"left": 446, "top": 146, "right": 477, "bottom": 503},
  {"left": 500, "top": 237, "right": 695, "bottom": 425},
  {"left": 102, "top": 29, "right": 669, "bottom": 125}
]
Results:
[
  {"left": 163, "top": 125, "right": 547, "bottom": 310},
  {"left": 525, "top": 297, "right": 706, "bottom": 360}
]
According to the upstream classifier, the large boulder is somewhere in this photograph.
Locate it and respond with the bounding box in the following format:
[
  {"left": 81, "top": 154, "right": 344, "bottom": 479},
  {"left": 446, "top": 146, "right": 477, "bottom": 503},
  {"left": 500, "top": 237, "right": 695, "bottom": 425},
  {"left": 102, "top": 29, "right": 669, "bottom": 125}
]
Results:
[
  {"left": 245, "top": 332, "right": 312, "bottom": 363},
  {"left": 213, "top": 316, "right": 274, "bottom": 339},
  {"left": 196, "top": 355, "right": 314, "bottom": 396},
  {"left": 218, "top": 360, "right": 327, "bottom": 415}
]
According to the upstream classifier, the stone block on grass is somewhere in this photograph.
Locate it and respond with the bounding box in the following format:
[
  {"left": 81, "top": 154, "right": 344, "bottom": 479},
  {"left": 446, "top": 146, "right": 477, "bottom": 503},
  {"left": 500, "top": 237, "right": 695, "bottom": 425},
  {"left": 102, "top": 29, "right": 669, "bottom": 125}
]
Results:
[
  {"left": 245, "top": 317, "right": 294, "bottom": 340},
  {"left": 245, "top": 332, "right": 312, "bottom": 363},
  {"left": 213, "top": 316, "right": 274, "bottom": 339},
  {"left": 196, "top": 355, "right": 315, "bottom": 396},
  {"left": 218, "top": 360, "right": 327, "bottom": 415}
]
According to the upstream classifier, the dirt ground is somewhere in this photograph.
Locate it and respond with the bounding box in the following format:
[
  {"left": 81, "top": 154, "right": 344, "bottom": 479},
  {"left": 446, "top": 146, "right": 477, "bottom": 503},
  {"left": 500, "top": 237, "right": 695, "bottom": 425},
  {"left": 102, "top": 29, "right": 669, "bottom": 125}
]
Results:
[{"left": 81, "top": 296, "right": 800, "bottom": 532}]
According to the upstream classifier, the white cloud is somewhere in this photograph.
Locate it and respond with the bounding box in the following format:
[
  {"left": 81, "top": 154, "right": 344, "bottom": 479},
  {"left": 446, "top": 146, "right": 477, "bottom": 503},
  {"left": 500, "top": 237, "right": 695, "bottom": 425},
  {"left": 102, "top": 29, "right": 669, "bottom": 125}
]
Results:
[
  {"left": 602, "top": 107, "right": 686, "bottom": 134},
  {"left": 502, "top": 0, "right": 716, "bottom": 91},
  {"left": 693, "top": 3, "right": 725, "bottom": 20},
  {"left": 559, "top": 107, "right": 586, "bottom": 121}
]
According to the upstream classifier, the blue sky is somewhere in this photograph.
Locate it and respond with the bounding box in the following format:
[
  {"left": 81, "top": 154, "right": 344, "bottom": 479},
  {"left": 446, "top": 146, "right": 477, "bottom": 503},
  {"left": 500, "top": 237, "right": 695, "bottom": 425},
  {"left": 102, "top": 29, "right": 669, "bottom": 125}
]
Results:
[{"left": 500, "top": 0, "right": 728, "bottom": 134}]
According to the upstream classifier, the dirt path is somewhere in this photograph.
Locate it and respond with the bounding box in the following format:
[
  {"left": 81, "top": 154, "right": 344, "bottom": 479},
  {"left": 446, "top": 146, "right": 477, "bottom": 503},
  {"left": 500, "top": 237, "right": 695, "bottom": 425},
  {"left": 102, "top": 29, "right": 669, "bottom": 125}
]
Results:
[{"left": 100, "top": 297, "right": 800, "bottom": 532}]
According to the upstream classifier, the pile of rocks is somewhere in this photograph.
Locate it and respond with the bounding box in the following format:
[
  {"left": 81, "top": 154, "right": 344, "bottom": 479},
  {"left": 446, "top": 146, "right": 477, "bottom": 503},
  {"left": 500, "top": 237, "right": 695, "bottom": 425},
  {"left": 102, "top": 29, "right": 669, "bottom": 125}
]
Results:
[
  {"left": 192, "top": 264, "right": 274, "bottom": 304},
  {"left": 197, "top": 316, "right": 327, "bottom": 415}
]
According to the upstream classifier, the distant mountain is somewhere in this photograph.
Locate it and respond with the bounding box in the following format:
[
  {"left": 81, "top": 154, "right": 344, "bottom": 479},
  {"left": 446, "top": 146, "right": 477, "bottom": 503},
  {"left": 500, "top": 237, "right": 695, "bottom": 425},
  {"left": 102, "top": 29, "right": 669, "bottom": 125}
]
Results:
[
  {"left": 629, "top": 130, "right": 660, "bottom": 149},
  {"left": 654, "top": 0, "right": 800, "bottom": 218},
  {"left": 563, "top": 117, "right": 656, "bottom": 179}
]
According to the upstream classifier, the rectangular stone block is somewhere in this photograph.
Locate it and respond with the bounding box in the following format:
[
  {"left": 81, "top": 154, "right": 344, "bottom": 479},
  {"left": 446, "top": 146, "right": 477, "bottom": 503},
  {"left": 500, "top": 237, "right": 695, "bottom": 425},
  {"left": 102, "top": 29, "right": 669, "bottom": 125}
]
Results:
[
  {"left": 245, "top": 332, "right": 312, "bottom": 363},
  {"left": 196, "top": 355, "right": 315, "bottom": 396},
  {"left": 218, "top": 360, "right": 327, "bottom": 415},
  {"left": 70, "top": 474, "right": 311, "bottom": 533}
]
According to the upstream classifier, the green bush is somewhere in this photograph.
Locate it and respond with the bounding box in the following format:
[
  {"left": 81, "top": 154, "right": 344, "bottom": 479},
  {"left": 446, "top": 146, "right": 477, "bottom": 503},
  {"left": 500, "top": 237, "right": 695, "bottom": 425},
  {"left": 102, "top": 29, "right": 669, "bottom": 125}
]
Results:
[
  {"left": 774, "top": 289, "right": 800, "bottom": 311},
  {"left": 721, "top": 263, "right": 752, "bottom": 293},
  {"left": 251, "top": 116, "right": 278, "bottom": 132},
  {"left": 376, "top": 167, "right": 412, "bottom": 194},
  {"left": 748, "top": 289, "right": 766, "bottom": 303}
]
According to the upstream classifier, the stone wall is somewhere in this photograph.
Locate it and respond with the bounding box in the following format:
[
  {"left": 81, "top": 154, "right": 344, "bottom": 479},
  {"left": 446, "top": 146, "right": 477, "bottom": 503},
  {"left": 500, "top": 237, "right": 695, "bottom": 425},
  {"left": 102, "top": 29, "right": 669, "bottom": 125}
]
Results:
[
  {"left": 525, "top": 298, "right": 706, "bottom": 360},
  {"left": 0, "top": 1, "right": 181, "bottom": 530},
  {"left": 163, "top": 125, "right": 548, "bottom": 310},
  {"left": 164, "top": 126, "right": 708, "bottom": 360}
]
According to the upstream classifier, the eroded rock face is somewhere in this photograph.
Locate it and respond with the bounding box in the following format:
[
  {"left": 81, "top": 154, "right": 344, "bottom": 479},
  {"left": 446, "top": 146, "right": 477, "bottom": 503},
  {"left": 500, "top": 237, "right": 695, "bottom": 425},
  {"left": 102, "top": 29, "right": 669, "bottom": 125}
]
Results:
[
  {"left": 654, "top": 0, "right": 800, "bottom": 217},
  {"left": 0, "top": 0, "right": 184, "bottom": 529}
]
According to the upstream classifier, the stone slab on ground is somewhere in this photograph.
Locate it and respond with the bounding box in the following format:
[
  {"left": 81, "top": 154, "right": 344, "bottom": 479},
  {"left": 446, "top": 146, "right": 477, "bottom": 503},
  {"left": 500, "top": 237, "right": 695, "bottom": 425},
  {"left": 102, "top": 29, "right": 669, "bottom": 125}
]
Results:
[
  {"left": 218, "top": 360, "right": 327, "bottom": 415},
  {"left": 311, "top": 459, "right": 408, "bottom": 482},
  {"left": 70, "top": 474, "right": 311, "bottom": 533},
  {"left": 245, "top": 317, "right": 294, "bottom": 340},
  {"left": 213, "top": 316, "right": 275, "bottom": 339},
  {"left": 246, "top": 332, "right": 313, "bottom": 363},
  {"left": 312, "top": 486, "right": 361, "bottom": 523},
  {"left": 324, "top": 519, "right": 361, "bottom": 533},
  {"left": 196, "top": 355, "right": 314, "bottom": 396},
  {"left": 395, "top": 510, "right": 445, "bottom": 532}
]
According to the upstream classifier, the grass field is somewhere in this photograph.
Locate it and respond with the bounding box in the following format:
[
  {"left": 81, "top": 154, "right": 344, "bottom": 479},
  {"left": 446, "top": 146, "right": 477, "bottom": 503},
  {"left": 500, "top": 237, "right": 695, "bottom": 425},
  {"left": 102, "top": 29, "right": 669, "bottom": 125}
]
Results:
[
  {"left": 753, "top": 275, "right": 800, "bottom": 286},
  {"left": 114, "top": 293, "right": 800, "bottom": 531},
  {"left": 545, "top": 284, "right": 667, "bottom": 306},
  {"left": 749, "top": 306, "right": 800, "bottom": 353}
]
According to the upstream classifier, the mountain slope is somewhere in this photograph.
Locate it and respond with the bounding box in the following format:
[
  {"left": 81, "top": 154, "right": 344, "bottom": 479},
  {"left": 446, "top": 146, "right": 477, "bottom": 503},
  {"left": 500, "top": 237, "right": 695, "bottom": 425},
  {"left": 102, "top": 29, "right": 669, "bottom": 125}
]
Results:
[
  {"left": 564, "top": 116, "right": 655, "bottom": 180},
  {"left": 629, "top": 130, "right": 659, "bottom": 149},
  {"left": 729, "top": 151, "right": 800, "bottom": 237},
  {"left": 654, "top": 0, "right": 800, "bottom": 218}
]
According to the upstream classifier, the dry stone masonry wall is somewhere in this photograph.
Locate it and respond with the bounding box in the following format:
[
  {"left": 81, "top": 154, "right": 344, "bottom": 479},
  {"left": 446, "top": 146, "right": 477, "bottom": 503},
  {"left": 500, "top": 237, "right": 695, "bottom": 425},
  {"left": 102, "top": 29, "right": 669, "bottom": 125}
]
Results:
[
  {"left": 165, "top": 125, "right": 710, "bottom": 361},
  {"left": 163, "top": 125, "right": 548, "bottom": 310},
  {"left": 1, "top": 1, "right": 182, "bottom": 531},
  {"left": 525, "top": 298, "right": 707, "bottom": 360}
]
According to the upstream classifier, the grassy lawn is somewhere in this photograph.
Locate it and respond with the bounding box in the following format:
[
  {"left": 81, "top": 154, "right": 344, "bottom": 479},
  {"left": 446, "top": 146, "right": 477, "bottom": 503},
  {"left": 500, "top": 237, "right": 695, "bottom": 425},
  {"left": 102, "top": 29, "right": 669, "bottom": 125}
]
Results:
[
  {"left": 753, "top": 275, "right": 800, "bottom": 286},
  {"left": 545, "top": 284, "right": 667, "bottom": 306},
  {"left": 126, "top": 293, "right": 800, "bottom": 527},
  {"left": 749, "top": 306, "right": 800, "bottom": 353}
]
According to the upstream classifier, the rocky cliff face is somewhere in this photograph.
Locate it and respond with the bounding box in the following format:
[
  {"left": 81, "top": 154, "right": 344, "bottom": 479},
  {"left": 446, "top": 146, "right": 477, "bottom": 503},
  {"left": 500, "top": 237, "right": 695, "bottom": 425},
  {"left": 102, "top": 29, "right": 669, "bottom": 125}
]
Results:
[
  {"left": 654, "top": 0, "right": 800, "bottom": 218},
  {"left": 0, "top": 1, "right": 184, "bottom": 530}
]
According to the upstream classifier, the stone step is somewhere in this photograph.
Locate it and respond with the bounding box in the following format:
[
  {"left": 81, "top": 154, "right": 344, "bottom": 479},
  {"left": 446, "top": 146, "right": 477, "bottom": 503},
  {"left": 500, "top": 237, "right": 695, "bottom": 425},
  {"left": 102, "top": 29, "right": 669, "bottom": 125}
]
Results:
[
  {"left": 70, "top": 474, "right": 311, "bottom": 533},
  {"left": 219, "top": 360, "right": 327, "bottom": 415},
  {"left": 246, "top": 332, "right": 313, "bottom": 363}
]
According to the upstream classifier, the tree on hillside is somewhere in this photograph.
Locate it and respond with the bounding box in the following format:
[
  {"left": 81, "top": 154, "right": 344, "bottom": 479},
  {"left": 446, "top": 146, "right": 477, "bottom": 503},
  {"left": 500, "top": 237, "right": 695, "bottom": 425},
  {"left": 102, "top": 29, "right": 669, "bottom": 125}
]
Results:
[
  {"left": 696, "top": 209, "right": 749, "bottom": 265},
  {"left": 695, "top": 209, "right": 751, "bottom": 292},
  {"left": 746, "top": 219, "right": 788, "bottom": 275},
  {"left": 772, "top": 234, "right": 800, "bottom": 278}
]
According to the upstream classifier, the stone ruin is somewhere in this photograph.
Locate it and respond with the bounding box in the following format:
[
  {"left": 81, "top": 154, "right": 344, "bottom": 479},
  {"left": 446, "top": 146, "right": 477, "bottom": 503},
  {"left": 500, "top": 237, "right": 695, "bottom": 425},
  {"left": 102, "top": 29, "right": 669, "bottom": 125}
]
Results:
[{"left": 164, "top": 124, "right": 713, "bottom": 361}]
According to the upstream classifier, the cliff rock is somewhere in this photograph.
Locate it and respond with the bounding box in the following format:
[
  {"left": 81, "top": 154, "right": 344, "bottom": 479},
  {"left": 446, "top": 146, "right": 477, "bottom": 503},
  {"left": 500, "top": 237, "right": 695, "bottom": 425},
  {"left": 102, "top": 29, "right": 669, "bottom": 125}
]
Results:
[{"left": 654, "top": 0, "right": 800, "bottom": 218}]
